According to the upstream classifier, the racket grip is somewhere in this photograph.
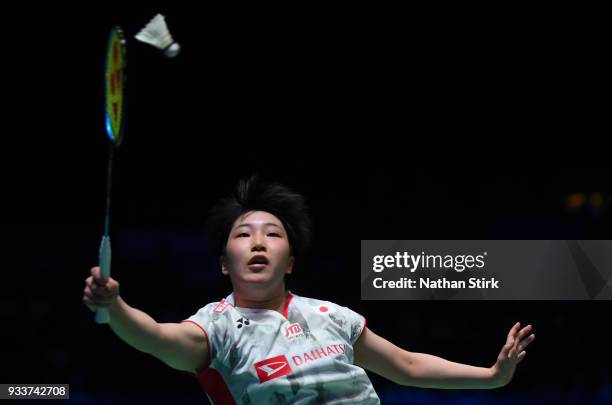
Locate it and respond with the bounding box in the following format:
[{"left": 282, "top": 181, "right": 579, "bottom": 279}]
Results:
[{"left": 96, "top": 236, "right": 112, "bottom": 324}]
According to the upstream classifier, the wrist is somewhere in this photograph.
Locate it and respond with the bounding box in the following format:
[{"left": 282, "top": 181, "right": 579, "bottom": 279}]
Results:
[
  {"left": 488, "top": 365, "right": 508, "bottom": 388},
  {"left": 108, "top": 296, "right": 124, "bottom": 317}
]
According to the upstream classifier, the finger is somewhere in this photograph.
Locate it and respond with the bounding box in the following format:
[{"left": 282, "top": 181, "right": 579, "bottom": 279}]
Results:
[
  {"left": 93, "top": 275, "right": 109, "bottom": 288},
  {"left": 84, "top": 292, "right": 114, "bottom": 306},
  {"left": 90, "top": 281, "right": 111, "bottom": 293},
  {"left": 518, "top": 334, "right": 535, "bottom": 352},
  {"left": 83, "top": 296, "right": 96, "bottom": 312},
  {"left": 511, "top": 326, "right": 530, "bottom": 351},
  {"left": 84, "top": 289, "right": 99, "bottom": 305},
  {"left": 501, "top": 342, "right": 512, "bottom": 355},
  {"left": 83, "top": 290, "right": 104, "bottom": 307},
  {"left": 84, "top": 285, "right": 113, "bottom": 303},
  {"left": 507, "top": 322, "right": 520, "bottom": 343},
  {"left": 83, "top": 295, "right": 113, "bottom": 309},
  {"left": 518, "top": 325, "right": 533, "bottom": 340},
  {"left": 512, "top": 322, "right": 521, "bottom": 337},
  {"left": 517, "top": 351, "right": 527, "bottom": 363},
  {"left": 91, "top": 287, "right": 113, "bottom": 300},
  {"left": 506, "top": 335, "right": 516, "bottom": 347},
  {"left": 88, "top": 282, "right": 99, "bottom": 293},
  {"left": 93, "top": 297, "right": 115, "bottom": 306},
  {"left": 106, "top": 278, "right": 119, "bottom": 290},
  {"left": 91, "top": 267, "right": 108, "bottom": 286},
  {"left": 93, "top": 274, "right": 108, "bottom": 287}
]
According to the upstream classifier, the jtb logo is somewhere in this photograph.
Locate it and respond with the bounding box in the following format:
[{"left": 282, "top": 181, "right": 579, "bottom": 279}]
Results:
[
  {"left": 284, "top": 323, "right": 304, "bottom": 340},
  {"left": 254, "top": 355, "right": 292, "bottom": 383}
]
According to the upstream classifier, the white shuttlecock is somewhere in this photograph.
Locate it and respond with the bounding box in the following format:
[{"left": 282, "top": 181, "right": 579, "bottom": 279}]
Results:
[{"left": 135, "top": 14, "right": 181, "bottom": 58}]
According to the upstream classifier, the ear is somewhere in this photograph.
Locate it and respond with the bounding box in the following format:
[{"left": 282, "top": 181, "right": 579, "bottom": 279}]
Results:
[
  {"left": 285, "top": 256, "right": 295, "bottom": 275},
  {"left": 220, "top": 256, "right": 229, "bottom": 275}
]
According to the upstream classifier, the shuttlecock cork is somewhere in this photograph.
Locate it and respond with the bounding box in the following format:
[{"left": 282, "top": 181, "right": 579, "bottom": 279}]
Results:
[{"left": 135, "top": 14, "right": 180, "bottom": 58}]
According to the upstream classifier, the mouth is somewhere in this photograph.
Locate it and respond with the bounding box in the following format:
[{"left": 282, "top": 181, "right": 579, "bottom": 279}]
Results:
[{"left": 247, "top": 255, "right": 269, "bottom": 270}]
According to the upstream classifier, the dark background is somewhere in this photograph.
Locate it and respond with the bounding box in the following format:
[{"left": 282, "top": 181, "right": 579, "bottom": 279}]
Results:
[{"left": 2, "top": 4, "right": 611, "bottom": 404}]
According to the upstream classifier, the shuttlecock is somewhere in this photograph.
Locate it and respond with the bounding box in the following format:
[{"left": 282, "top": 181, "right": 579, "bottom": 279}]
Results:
[{"left": 135, "top": 14, "right": 181, "bottom": 58}]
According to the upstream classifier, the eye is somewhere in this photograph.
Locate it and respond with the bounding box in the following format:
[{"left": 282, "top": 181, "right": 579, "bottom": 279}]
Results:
[
  {"left": 268, "top": 232, "right": 281, "bottom": 237},
  {"left": 237, "top": 233, "right": 250, "bottom": 237}
]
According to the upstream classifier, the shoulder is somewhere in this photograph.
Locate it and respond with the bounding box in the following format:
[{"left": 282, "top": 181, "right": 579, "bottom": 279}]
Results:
[
  {"left": 184, "top": 299, "right": 241, "bottom": 363},
  {"left": 187, "top": 298, "right": 237, "bottom": 326},
  {"left": 292, "top": 293, "right": 366, "bottom": 344},
  {"left": 291, "top": 293, "right": 330, "bottom": 307},
  {"left": 291, "top": 293, "right": 343, "bottom": 315},
  {"left": 292, "top": 293, "right": 363, "bottom": 322}
]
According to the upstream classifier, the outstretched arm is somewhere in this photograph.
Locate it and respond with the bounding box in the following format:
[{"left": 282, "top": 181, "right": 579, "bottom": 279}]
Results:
[
  {"left": 354, "top": 323, "right": 534, "bottom": 389},
  {"left": 83, "top": 266, "right": 209, "bottom": 373}
]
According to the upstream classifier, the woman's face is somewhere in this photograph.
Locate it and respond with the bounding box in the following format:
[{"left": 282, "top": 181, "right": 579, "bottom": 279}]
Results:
[{"left": 222, "top": 210, "right": 294, "bottom": 290}]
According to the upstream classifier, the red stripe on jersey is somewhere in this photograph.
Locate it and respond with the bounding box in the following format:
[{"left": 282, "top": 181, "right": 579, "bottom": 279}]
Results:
[
  {"left": 282, "top": 292, "right": 293, "bottom": 319},
  {"left": 182, "top": 321, "right": 234, "bottom": 403},
  {"left": 360, "top": 318, "right": 367, "bottom": 338},
  {"left": 197, "top": 367, "right": 236, "bottom": 405}
]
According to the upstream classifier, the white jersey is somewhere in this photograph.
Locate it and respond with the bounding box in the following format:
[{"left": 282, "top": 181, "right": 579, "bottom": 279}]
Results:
[{"left": 184, "top": 291, "right": 380, "bottom": 404}]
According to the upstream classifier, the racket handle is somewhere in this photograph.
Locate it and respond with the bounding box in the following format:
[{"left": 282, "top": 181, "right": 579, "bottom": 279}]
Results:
[{"left": 96, "top": 236, "right": 112, "bottom": 324}]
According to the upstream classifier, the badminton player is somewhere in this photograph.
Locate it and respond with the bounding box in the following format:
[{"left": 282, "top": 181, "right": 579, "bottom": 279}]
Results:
[{"left": 83, "top": 177, "right": 535, "bottom": 404}]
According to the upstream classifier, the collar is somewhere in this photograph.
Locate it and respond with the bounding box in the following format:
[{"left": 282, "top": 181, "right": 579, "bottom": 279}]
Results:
[{"left": 224, "top": 291, "right": 294, "bottom": 319}]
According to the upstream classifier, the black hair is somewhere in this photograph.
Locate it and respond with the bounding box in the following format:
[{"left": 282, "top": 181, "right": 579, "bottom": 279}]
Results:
[{"left": 207, "top": 176, "right": 312, "bottom": 266}]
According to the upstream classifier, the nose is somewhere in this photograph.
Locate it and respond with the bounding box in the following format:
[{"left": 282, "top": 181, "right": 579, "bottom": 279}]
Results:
[{"left": 251, "top": 233, "right": 267, "bottom": 252}]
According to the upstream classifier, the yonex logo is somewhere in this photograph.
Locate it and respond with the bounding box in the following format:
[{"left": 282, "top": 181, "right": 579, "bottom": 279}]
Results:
[
  {"left": 236, "top": 317, "right": 250, "bottom": 329},
  {"left": 254, "top": 355, "right": 292, "bottom": 383}
]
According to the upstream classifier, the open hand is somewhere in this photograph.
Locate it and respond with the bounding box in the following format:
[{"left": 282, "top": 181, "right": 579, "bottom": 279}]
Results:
[{"left": 491, "top": 322, "right": 535, "bottom": 387}]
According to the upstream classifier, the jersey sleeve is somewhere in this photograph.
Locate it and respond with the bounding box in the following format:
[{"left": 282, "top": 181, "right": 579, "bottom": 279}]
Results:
[
  {"left": 330, "top": 303, "right": 367, "bottom": 345},
  {"left": 182, "top": 302, "right": 224, "bottom": 367}
]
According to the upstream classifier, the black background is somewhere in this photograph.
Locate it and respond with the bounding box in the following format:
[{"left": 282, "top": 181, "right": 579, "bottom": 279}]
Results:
[{"left": 2, "top": 3, "right": 611, "bottom": 404}]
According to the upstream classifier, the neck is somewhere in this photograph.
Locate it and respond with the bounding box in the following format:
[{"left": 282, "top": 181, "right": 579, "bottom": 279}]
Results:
[{"left": 233, "top": 284, "right": 288, "bottom": 313}]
